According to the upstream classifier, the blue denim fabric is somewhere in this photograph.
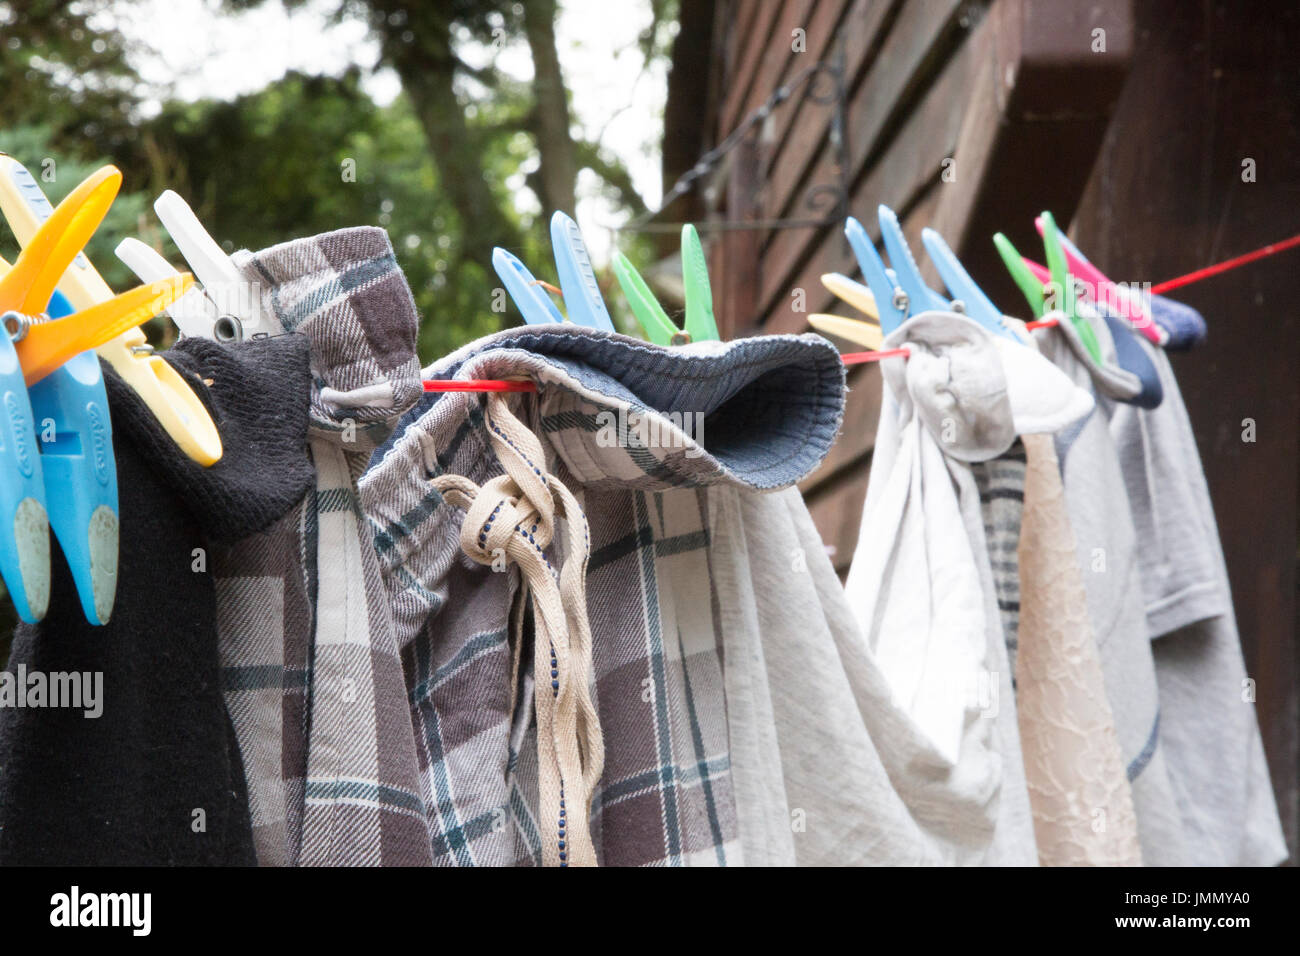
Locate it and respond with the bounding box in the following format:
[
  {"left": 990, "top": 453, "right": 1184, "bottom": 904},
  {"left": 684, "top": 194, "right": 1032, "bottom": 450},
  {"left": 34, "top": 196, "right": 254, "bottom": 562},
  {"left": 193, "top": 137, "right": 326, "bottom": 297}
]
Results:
[{"left": 371, "top": 325, "right": 846, "bottom": 492}]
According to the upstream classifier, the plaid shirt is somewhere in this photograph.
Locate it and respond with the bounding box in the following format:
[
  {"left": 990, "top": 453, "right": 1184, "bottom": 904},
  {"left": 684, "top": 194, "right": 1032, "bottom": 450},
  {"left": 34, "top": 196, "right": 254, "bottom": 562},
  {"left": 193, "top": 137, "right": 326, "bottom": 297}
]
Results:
[
  {"left": 215, "top": 227, "right": 431, "bottom": 865},
  {"left": 213, "top": 238, "right": 1033, "bottom": 866},
  {"left": 361, "top": 328, "right": 854, "bottom": 865}
]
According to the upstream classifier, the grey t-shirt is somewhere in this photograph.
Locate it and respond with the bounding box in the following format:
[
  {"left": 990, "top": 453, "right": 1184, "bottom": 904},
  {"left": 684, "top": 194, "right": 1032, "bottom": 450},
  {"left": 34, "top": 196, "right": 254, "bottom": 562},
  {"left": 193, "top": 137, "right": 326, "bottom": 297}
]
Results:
[{"left": 1103, "top": 336, "right": 1287, "bottom": 865}]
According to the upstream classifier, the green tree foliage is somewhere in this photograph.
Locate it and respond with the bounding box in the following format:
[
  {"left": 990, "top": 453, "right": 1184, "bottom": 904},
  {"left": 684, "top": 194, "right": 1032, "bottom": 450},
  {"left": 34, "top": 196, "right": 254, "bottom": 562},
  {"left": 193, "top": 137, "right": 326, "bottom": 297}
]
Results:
[
  {"left": 0, "top": 74, "right": 525, "bottom": 360},
  {"left": 0, "top": 0, "right": 682, "bottom": 642},
  {"left": 0, "top": 0, "right": 141, "bottom": 156},
  {"left": 139, "top": 69, "right": 517, "bottom": 359},
  {"left": 1, "top": 1, "right": 674, "bottom": 358},
  {"left": 0, "top": 125, "right": 148, "bottom": 292}
]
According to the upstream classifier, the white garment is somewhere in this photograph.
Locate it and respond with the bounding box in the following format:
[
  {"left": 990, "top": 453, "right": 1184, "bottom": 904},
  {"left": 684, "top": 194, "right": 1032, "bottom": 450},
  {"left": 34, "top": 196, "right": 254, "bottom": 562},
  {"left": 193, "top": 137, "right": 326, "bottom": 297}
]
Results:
[
  {"left": 848, "top": 313, "right": 1094, "bottom": 764},
  {"left": 945, "top": 450, "right": 1039, "bottom": 866},
  {"left": 847, "top": 412, "right": 987, "bottom": 763},
  {"left": 716, "top": 484, "right": 1013, "bottom": 864},
  {"left": 841, "top": 312, "right": 1095, "bottom": 864}
]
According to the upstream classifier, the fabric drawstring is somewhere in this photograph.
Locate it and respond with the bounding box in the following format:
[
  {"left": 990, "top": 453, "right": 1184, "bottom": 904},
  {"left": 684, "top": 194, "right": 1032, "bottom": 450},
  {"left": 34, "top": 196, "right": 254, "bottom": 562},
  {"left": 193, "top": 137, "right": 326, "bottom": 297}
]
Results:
[{"left": 430, "top": 392, "right": 603, "bottom": 867}]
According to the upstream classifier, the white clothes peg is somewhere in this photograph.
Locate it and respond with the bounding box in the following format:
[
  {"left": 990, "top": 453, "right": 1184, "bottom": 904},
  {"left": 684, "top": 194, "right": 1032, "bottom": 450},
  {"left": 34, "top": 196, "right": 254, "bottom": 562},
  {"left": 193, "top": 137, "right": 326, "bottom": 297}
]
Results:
[
  {"left": 152, "top": 190, "right": 280, "bottom": 341},
  {"left": 115, "top": 238, "right": 220, "bottom": 340}
]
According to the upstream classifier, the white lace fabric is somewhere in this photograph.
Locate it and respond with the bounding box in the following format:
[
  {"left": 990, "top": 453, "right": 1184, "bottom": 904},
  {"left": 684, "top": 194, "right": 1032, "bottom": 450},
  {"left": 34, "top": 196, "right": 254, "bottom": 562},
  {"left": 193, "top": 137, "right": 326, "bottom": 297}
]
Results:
[{"left": 1016, "top": 433, "right": 1142, "bottom": 865}]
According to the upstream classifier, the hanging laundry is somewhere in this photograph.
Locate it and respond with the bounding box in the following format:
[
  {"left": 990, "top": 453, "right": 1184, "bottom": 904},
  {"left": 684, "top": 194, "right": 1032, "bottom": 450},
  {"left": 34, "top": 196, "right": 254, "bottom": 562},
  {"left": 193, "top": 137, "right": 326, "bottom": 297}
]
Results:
[
  {"left": 1032, "top": 306, "right": 1193, "bottom": 865},
  {"left": 0, "top": 334, "right": 314, "bottom": 865},
  {"left": 0, "top": 127, "right": 1284, "bottom": 872},
  {"left": 211, "top": 226, "right": 431, "bottom": 867},
  {"left": 968, "top": 400, "right": 1142, "bottom": 867},
  {"left": 845, "top": 310, "right": 1099, "bottom": 864},
  {"left": 362, "top": 322, "right": 1082, "bottom": 866},
  {"left": 1088, "top": 302, "right": 1163, "bottom": 409},
  {"left": 1147, "top": 294, "right": 1207, "bottom": 351},
  {"left": 849, "top": 396, "right": 1029, "bottom": 865},
  {"left": 970, "top": 443, "right": 1027, "bottom": 674},
  {"left": 1015, "top": 431, "right": 1143, "bottom": 865},
  {"left": 363, "top": 328, "right": 846, "bottom": 865},
  {"left": 1103, "top": 333, "right": 1286, "bottom": 865}
]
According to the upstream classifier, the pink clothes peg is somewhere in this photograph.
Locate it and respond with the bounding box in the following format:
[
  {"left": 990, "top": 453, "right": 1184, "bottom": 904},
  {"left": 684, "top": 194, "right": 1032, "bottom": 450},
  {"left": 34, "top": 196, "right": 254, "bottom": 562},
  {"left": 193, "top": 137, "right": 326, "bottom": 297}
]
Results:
[{"left": 1031, "top": 217, "right": 1165, "bottom": 346}]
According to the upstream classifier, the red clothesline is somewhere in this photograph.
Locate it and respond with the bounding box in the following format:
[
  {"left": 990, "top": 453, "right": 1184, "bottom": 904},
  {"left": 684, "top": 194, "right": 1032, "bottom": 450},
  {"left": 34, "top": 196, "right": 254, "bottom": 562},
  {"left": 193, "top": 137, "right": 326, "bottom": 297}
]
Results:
[
  {"left": 423, "top": 379, "right": 537, "bottom": 393},
  {"left": 1151, "top": 232, "right": 1300, "bottom": 295},
  {"left": 840, "top": 348, "right": 910, "bottom": 365}
]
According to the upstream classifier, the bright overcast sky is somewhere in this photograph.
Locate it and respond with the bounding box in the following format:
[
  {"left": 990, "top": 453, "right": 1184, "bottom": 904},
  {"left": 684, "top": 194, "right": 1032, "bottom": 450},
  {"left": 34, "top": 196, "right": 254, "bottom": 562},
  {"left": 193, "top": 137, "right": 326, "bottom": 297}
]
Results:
[{"left": 107, "top": 0, "right": 670, "bottom": 260}]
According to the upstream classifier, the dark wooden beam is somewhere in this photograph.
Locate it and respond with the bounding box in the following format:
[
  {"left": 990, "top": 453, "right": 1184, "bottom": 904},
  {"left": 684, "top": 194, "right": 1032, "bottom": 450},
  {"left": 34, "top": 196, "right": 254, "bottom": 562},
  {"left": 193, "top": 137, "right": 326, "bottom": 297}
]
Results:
[
  {"left": 939, "top": 0, "right": 1134, "bottom": 310},
  {"left": 1071, "top": 0, "right": 1300, "bottom": 864}
]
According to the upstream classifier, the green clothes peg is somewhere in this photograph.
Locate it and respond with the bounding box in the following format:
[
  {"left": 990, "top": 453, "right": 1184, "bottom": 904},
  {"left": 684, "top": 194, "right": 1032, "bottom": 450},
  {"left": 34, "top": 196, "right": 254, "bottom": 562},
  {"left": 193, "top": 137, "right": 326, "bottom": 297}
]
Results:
[
  {"left": 612, "top": 252, "right": 678, "bottom": 345},
  {"left": 993, "top": 232, "right": 1046, "bottom": 317},
  {"left": 994, "top": 215, "right": 1103, "bottom": 365},
  {"left": 1040, "top": 211, "right": 1103, "bottom": 364},
  {"left": 680, "top": 224, "right": 718, "bottom": 343},
  {"left": 613, "top": 223, "right": 721, "bottom": 346}
]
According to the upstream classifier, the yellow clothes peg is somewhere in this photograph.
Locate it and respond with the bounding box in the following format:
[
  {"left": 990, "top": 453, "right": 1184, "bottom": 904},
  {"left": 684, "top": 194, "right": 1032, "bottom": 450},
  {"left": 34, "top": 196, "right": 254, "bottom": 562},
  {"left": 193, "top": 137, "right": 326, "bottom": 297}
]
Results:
[
  {"left": 811, "top": 273, "right": 884, "bottom": 350},
  {"left": 0, "top": 166, "right": 121, "bottom": 309},
  {"left": 0, "top": 167, "right": 193, "bottom": 384},
  {"left": 0, "top": 158, "right": 222, "bottom": 465},
  {"left": 7, "top": 272, "right": 194, "bottom": 385},
  {"left": 820, "top": 273, "right": 880, "bottom": 321},
  {"left": 807, "top": 313, "right": 885, "bottom": 351}
]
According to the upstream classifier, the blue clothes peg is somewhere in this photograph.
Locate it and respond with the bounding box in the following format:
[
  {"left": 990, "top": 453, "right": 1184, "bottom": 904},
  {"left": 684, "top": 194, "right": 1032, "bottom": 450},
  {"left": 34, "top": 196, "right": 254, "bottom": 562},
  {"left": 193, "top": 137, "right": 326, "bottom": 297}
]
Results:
[
  {"left": 549, "top": 211, "right": 615, "bottom": 332},
  {"left": 30, "top": 290, "right": 118, "bottom": 623},
  {"left": 877, "top": 205, "right": 949, "bottom": 315},
  {"left": 920, "top": 227, "right": 1017, "bottom": 340},
  {"left": 492, "top": 247, "right": 566, "bottom": 326},
  {"left": 845, "top": 216, "right": 907, "bottom": 334},
  {"left": 0, "top": 315, "right": 49, "bottom": 623}
]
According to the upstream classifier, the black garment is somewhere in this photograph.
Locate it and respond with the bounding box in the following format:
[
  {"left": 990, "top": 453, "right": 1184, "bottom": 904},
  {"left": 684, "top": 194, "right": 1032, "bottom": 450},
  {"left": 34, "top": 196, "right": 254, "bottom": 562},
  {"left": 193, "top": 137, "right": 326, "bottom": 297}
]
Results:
[{"left": 0, "top": 336, "right": 314, "bottom": 865}]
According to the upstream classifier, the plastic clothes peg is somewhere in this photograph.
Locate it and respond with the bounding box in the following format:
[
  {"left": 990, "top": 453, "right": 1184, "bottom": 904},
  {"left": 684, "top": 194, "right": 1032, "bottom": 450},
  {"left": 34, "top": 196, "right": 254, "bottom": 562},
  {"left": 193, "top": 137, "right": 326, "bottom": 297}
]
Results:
[
  {"left": 550, "top": 211, "right": 615, "bottom": 331},
  {"left": 1032, "top": 216, "right": 1165, "bottom": 346},
  {"left": 0, "top": 319, "right": 48, "bottom": 623},
  {"left": 612, "top": 253, "right": 677, "bottom": 344},
  {"left": 820, "top": 273, "right": 879, "bottom": 321},
  {"left": 920, "top": 227, "right": 1016, "bottom": 340},
  {"left": 877, "top": 205, "right": 949, "bottom": 315},
  {"left": 612, "top": 224, "right": 721, "bottom": 345},
  {"left": 29, "top": 290, "right": 118, "bottom": 624},
  {"left": 116, "top": 236, "right": 220, "bottom": 340},
  {"left": 845, "top": 216, "right": 907, "bottom": 334},
  {"left": 0, "top": 158, "right": 223, "bottom": 465},
  {"left": 153, "top": 190, "right": 280, "bottom": 341},
  {"left": 13, "top": 277, "right": 192, "bottom": 385},
  {"left": 1041, "top": 211, "right": 1103, "bottom": 363},
  {"left": 493, "top": 247, "right": 569, "bottom": 327},
  {"left": 993, "top": 232, "right": 1047, "bottom": 318},
  {"left": 807, "top": 313, "right": 885, "bottom": 351},
  {"left": 679, "top": 224, "right": 719, "bottom": 343}
]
